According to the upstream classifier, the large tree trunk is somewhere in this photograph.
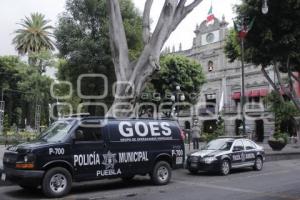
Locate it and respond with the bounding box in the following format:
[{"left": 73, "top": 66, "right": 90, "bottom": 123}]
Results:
[{"left": 106, "top": 0, "right": 203, "bottom": 117}]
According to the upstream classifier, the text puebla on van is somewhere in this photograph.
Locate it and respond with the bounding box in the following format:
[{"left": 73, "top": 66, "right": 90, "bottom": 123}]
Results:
[{"left": 1, "top": 117, "right": 185, "bottom": 198}]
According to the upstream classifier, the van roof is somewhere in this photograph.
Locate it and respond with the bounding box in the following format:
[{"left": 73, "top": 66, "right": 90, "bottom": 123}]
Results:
[{"left": 61, "top": 116, "right": 177, "bottom": 121}]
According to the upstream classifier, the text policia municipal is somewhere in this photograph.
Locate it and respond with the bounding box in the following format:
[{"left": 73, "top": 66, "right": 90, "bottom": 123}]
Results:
[{"left": 74, "top": 151, "right": 149, "bottom": 167}]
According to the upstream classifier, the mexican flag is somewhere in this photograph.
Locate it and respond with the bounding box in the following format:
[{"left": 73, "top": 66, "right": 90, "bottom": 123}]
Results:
[
  {"left": 206, "top": 5, "right": 215, "bottom": 25},
  {"left": 234, "top": 18, "right": 255, "bottom": 39}
]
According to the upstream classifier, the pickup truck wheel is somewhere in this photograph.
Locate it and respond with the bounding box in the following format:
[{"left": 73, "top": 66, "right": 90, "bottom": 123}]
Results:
[
  {"left": 151, "top": 161, "right": 172, "bottom": 185},
  {"left": 42, "top": 167, "right": 72, "bottom": 198},
  {"left": 253, "top": 156, "right": 263, "bottom": 171}
]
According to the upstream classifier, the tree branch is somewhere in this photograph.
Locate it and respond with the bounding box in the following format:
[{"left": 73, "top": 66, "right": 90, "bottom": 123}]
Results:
[
  {"left": 286, "top": 56, "right": 296, "bottom": 96},
  {"left": 291, "top": 73, "right": 300, "bottom": 83},
  {"left": 171, "top": 0, "right": 203, "bottom": 32},
  {"left": 130, "top": 0, "right": 203, "bottom": 97},
  {"left": 261, "top": 65, "right": 285, "bottom": 102},
  {"left": 107, "top": 0, "right": 130, "bottom": 81},
  {"left": 143, "top": 0, "right": 153, "bottom": 45},
  {"left": 274, "top": 63, "right": 300, "bottom": 111},
  {"left": 261, "top": 66, "right": 278, "bottom": 91}
]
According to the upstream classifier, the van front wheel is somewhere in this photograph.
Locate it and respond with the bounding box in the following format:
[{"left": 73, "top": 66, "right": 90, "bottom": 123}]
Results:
[
  {"left": 42, "top": 167, "right": 72, "bottom": 198},
  {"left": 151, "top": 161, "right": 172, "bottom": 185}
]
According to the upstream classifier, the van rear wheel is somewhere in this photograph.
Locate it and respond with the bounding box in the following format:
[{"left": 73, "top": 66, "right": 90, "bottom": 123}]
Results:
[
  {"left": 151, "top": 161, "right": 172, "bottom": 185},
  {"left": 42, "top": 167, "right": 72, "bottom": 198}
]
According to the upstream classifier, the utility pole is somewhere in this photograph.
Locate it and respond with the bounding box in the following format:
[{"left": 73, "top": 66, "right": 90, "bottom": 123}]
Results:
[
  {"left": 0, "top": 101, "right": 4, "bottom": 136},
  {"left": 0, "top": 89, "right": 5, "bottom": 136},
  {"left": 35, "top": 104, "right": 41, "bottom": 134}
]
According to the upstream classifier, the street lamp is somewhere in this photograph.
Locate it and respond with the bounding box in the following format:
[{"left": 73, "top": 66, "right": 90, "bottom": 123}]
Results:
[
  {"left": 262, "top": 0, "right": 269, "bottom": 15},
  {"left": 236, "top": 0, "right": 269, "bottom": 136},
  {"left": 170, "top": 85, "right": 185, "bottom": 117}
]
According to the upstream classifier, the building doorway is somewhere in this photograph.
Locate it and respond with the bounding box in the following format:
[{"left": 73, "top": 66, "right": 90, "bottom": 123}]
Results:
[
  {"left": 203, "top": 120, "right": 217, "bottom": 133},
  {"left": 185, "top": 121, "right": 191, "bottom": 130},
  {"left": 255, "top": 120, "right": 264, "bottom": 142},
  {"left": 235, "top": 120, "right": 242, "bottom": 136}
]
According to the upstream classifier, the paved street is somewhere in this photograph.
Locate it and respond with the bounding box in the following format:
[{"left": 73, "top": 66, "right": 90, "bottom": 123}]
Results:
[{"left": 0, "top": 160, "right": 299, "bottom": 200}]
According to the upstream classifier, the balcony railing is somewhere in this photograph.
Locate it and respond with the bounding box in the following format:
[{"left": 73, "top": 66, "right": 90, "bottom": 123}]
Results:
[
  {"left": 224, "top": 104, "right": 269, "bottom": 114},
  {"left": 199, "top": 107, "right": 216, "bottom": 115}
]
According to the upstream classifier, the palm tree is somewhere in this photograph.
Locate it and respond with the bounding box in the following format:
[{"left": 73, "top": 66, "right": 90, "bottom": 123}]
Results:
[{"left": 13, "top": 13, "right": 55, "bottom": 55}]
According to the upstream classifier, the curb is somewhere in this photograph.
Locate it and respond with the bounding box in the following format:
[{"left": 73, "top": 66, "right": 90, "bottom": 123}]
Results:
[{"left": 265, "top": 152, "right": 300, "bottom": 162}]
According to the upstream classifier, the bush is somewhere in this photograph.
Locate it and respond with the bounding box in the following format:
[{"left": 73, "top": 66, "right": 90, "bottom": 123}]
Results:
[
  {"left": 269, "top": 132, "right": 288, "bottom": 144},
  {"left": 200, "top": 132, "right": 219, "bottom": 143}
]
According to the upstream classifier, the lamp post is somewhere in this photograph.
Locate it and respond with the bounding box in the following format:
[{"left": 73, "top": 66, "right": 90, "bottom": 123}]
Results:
[
  {"left": 171, "top": 86, "right": 185, "bottom": 118},
  {"left": 238, "top": 1, "right": 269, "bottom": 136},
  {"left": 262, "top": 0, "right": 269, "bottom": 15}
]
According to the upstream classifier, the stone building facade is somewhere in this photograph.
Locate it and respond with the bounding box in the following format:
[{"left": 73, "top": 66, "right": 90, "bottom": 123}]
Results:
[{"left": 173, "top": 16, "right": 275, "bottom": 142}]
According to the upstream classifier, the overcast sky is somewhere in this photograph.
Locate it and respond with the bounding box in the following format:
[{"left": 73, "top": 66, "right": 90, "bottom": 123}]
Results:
[{"left": 0, "top": 0, "right": 240, "bottom": 56}]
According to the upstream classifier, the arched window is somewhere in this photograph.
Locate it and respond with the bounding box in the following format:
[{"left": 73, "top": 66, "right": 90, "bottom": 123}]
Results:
[{"left": 208, "top": 60, "right": 214, "bottom": 72}]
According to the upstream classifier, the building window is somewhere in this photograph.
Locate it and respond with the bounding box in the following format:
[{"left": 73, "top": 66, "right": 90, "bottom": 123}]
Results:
[{"left": 208, "top": 60, "right": 214, "bottom": 72}]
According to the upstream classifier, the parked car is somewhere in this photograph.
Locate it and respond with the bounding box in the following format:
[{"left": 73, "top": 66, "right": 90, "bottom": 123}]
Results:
[
  {"left": 186, "top": 137, "right": 265, "bottom": 175},
  {"left": 2, "top": 117, "right": 185, "bottom": 198}
]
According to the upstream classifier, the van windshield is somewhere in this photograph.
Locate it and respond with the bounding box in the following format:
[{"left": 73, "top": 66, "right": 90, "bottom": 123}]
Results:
[{"left": 38, "top": 120, "right": 74, "bottom": 143}]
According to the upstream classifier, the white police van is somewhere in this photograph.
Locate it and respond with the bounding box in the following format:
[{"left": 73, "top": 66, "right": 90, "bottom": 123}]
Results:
[{"left": 2, "top": 117, "right": 185, "bottom": 198}]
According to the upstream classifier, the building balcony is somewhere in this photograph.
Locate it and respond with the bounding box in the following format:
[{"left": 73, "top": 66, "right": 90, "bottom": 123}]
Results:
[
  {"left": 224, "top": 103, "right": 269, "bottom": 114},
  {"left": 199, "top": 107, "right": 216, "bottom": 115}
]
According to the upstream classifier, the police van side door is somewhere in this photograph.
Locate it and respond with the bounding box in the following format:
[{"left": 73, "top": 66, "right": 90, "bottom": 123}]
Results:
[
  {"left": 231, "top": 140, "right": 245, "bottom": 167},
  {"left": 72, "top": 120, "right": 107, "bottom": 181}
]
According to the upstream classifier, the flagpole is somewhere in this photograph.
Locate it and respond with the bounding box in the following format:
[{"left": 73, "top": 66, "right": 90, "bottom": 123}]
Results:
[{"left": 241, "top": 37, "right": 246, "bottom": 136}]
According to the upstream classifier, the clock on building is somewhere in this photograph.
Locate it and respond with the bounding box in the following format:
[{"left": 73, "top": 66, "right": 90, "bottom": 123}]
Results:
[
  {"left": 201, "top": 30, "right": 220, "bottom": 45},
  {"left": 206, "top": 33, "right": 215, "bottom": 43}
]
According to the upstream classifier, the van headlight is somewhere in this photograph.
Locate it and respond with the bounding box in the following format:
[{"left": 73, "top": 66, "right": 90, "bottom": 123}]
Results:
[
  {"left": 204, "top": 156, "right": 217, "bottom": 164},
  {"left": 23, "top": 153, "right": 35, "bottom": 163},
  {"left": 24, "top": 155, "right": 28, "bottom": 163},
  {"left": 16, "top": 154, "right": 36, "bottom": 169}
]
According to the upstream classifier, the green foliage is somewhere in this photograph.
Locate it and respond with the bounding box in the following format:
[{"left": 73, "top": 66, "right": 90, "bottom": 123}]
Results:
[
  {"left": 54, "top": 0, "right": 143, "bottom": 115},
  {"left": 0, "top": 56, "right": 23, "bottom": 92},
  {"left": 269, "top": 132, "right": 288, "bottom": 144},
  {"left": 224, "top": 29, "right": 240, "bottom": 63},
  {"left": 214, "top": 117, "right": 225, "bottom": 137},
  {"left": 28, "top": 50, "right": 55, "bottom": 74},
  {"left": 3, "top": 114, "right": 10, "bottom": 133},
  {"left": 13, "top": 13, "right": 55, "bottom": 55},
  {"left": 266, "top": 91, "right": 299, "bottom": 141},
  {"left": 145, "top": 54, "right": 205, "bottom": 104},
  {"left": 225, "top": 0, "right": 300, "bottom": 70},
  {"left": 201, "top": 117, "right": 224, "bottom": 143},
  {"left": 201, "top": 132, "right": 218, "bottom": 143},
  {"left": 266, "top": 91, "right": 299, "bottom": 122},
  {"left": 0, "top": 55, "right": 54, "bottom": 128}
]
